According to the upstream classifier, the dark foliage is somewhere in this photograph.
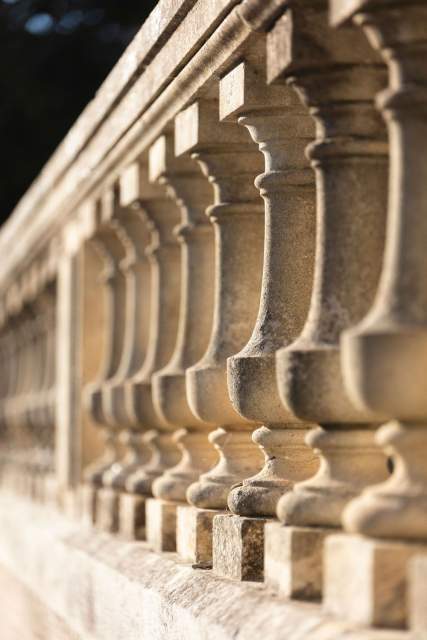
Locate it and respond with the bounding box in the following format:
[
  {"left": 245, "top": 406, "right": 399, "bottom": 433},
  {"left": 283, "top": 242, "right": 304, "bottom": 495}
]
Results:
[{"left": 0, "top": 0, "right": 157, "bottom": 225}]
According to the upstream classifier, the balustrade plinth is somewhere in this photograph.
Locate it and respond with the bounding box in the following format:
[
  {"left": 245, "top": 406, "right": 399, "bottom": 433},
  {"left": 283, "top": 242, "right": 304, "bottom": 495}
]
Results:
[
  {"left": 323, "top": 533, "right": 427, "bottom": 629},
  {"left": 146, "top": 497, "right": 177, "bottom": 552},
  {"left": 176, "top": 505, "right": 219, "bottom": 567},
  {"left": 186, "top": 427, "right": 263, "bottom": 510},
  {"left": 227, "top": 427, "right": 318, "bottom": 518},
  {"left": 264, "top": 522, "right": 329, "bottom": 600},
  {"left": 212, "top": 514, "right": 265, "bottom": 582},
  {"left": 118, "top": 493, "right": 146, "bottom": 540}
]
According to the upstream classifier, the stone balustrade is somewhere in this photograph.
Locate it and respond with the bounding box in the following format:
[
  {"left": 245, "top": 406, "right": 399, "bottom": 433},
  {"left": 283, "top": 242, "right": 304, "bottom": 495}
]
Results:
[{"left": 0, "top": 1, "right": 425, "bottom": 638}]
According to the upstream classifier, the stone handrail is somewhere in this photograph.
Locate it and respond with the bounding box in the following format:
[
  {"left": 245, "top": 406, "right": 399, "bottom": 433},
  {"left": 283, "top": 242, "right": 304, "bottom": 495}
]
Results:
[{"left": 0, "top": 0, "right": 425, "bottom": 637}]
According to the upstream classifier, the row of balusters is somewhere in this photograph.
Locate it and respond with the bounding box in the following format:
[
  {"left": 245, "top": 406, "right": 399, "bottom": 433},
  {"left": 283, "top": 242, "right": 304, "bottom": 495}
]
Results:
[
  {"left": 0, "top": 274, "right": 57, "bottom": 501},
  {"left": 0, "top": 0, "right": 426, "bottom": 631}
]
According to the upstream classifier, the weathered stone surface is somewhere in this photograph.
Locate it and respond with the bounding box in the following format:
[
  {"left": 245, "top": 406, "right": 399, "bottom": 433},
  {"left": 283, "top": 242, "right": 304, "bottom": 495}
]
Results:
[
  {"left": 80, "top": 483, "right": 98, "bottom": 526},
  {"left": 96, "top": 487, "right": 120, "bottom": 534},
  {"left": 324, "top": 534, "right": 426, "bottom": 629},
  {"left": 119, "top": 493, "right": 146, "bottom": 541},
  {"left": 408, "top": 555, "right": 427, "bottom": 632},
  {"left": 264, "top": 522, "right": 329, "bottom": 601},
  {"left": 146, "top": 497, "right": 177, "bottom": 552},
  {"left": 0, "top": 496, "right": 409, "bottom": 640},
  {"left": 212, "top": 514, "right": 266, "bottom": 582},
  {"left": 176, "top": 505, "right": 218, "bottom": 567}
]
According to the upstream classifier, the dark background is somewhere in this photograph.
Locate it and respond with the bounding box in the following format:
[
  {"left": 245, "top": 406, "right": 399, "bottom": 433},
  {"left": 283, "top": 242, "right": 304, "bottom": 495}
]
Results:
[{"left": 0, "top": 0, "right": 158, "bottom": 226}]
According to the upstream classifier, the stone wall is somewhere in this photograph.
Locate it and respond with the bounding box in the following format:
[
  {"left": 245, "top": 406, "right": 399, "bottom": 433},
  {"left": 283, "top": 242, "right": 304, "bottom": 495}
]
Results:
[{"left": 0, "top": 1, "right": 425, "bottom": 638}]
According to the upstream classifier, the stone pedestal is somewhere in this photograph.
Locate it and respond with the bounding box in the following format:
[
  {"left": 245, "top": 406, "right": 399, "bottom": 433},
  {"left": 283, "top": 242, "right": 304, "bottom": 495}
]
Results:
[
  {"left": 212, "top": 514, "right": 267, "bottom": 582},
  {"left": 264, "top": 522, "right": 330, "bottom": 600},
  {"left": 80, "top": 483, "right": 97, "bottom": 526},
  {"left": 176, "top": 505, "right": 218, "bottom": 567},
  {"left": 146, "top": 497, "right": 177, "bottom": 552},
  {"left": 119, "top": 493, "right": 146, "bottom": 540},
  {"left": 96, "top": 487, "right": 120, "bottom": 533},
  {"left": 408, "top": 555, "right": 427, "bottom": 632},
  {"left": 323, "top": 533, "right": 426, "bottom": 629},
  {"left": 62, "top": 488, "right": 82, "bottom": 521}
]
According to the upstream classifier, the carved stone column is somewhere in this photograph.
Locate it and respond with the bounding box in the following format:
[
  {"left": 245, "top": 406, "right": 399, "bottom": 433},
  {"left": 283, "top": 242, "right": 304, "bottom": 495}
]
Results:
[
  {"left": 204, "top": 59, "right": 318, "bottom": 582},
  {"left": 122, "top": 140, "right": 182, "bottom": 550},
  {"left": 82, "top": 193, "right": 127, "bottom": 529},
  {"left": 99, "top": 191, "right": 151, "bottom": 500},
  {"left": 322, "top": 1, "right": 427, "bottom": 629},
  {"left": 183, "top": 98, "right": 265, "bottom": 511},
  {"left": 143, "top": 133, "right": 217, "bottom": 557},
  {"left": 265, "top": 0, "right": 389, "bottom": 599},
  {"left": 162, "top": 97, "right": 265, "bottom": 565}
]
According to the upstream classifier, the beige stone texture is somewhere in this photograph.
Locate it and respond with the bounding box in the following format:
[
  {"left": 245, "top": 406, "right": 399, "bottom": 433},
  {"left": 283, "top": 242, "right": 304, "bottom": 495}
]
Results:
[
  {"left": 335, "top": 0, "right": 427, "bottom": 543},
  {"left": 180, "top": 98, "right": 265, "bottom": 510},
  {"left": 96, "top": 487, "right": 120, "bottom": 534},
  {"left": 176, "top": 505, "right": 218, "bottom": 567},
  {"left": 119, "top": 493, "right": 146, "bottom": 541},
  {"left": 222, "top": 58, "right": 318, "bottom": 520},
  {"left": 268, "top": 1, "right": 389, "bottom": 528},
  {"left": 150, "top": 125, "right": 217, "bottom": 505},
  {"left": 0, "top": 495, "right": 410, "bottom": 640},
  {"left": 146, "top": 497, "right": 177, "bottom": 552},
  {"left": 212, "top": 514, "right": 267, "bottom": 582},
  {"left": 264, "top": 522, "right": 330, "bottom": 601},
  {"left": 80, "top": 483, "right": 98, "bottom": 526},
  {"left": 324, "top": 533, "right": 426, "bottom": 629},
  {"left": 408, "top": 555, "right": 427, "bottom": 632}
]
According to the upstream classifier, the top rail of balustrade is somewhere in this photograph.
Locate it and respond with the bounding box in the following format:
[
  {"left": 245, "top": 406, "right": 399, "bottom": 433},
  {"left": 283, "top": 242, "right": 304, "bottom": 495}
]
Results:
[{"left": 0, "top": 0, "right": 285, "bottom": 290}]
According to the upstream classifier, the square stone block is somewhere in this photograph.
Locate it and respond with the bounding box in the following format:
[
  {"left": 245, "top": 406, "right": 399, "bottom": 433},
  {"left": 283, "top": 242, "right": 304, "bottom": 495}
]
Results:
[
  {"left": 80, "top": 483, "right": 97, "bottom": 526},
  {"left": 408, "top": 554, "right": 427, "bottom": 632},
  {"left": 146, "top": 498, "right": 177, "bottom": 552},
  {"left": 43, "top": 474, "right": 59, "bottom": 508},
  {"left": 96, "top": 487, "right": 120, "bottom": 533},
  {"left": 324, "top": 533, "right": 427, "bottom": 629},
  {"left": 264, "top": 522, "right": 330, "bottom": 600},
  {"left": 62, "top": 488, "right": 82, "bottom": 520},
  {"left": 176, "top": 505, "right": 220, "bottom": 567},
  {"left": 213, "top": 514, "right": 267, "bottom": 582},
  {"left": 119, "top": 493, "right": 146, "bottom": 541}
]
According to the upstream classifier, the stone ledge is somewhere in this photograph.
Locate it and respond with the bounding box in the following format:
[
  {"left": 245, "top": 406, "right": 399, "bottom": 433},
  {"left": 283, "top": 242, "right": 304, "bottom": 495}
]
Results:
[{"left": 0, "top": 494, "right": 412, "bottom": 640}]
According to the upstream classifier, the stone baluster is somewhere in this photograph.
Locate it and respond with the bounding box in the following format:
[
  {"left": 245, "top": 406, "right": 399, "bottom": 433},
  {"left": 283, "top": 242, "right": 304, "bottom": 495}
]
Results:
[
  {"left": 82, "top": 192, "right": 127, "bottom": 528},
  {"left": 265, "top": 0, "right": 389, "bottom": 599},
  {"left": 209, "top": 58, "right": 318, "bottom": 582},
  {"left": 123, "top": 143, "right": 182, "bottom": 548},
  {"left": 28, "top": 286, "right": 52, "bottom": 501},
  {"left": 18, "top": 302, "right": 39, "bottom": 494},
  {"left": 38, "top": 281, "right": 57, "bottom": 504},
  {"left": 175, "top": 98, "right": 264, "bottom": 558},
  {"left": 92, "top": 165, "right": 154, "bottom": 539},
  {"left": 146, "top": 134, "right": 216, "bottom": 556},
  {"left": 322, "top": 1, "right": 427, "bottom": 629},
  {"left": 94, "top": 189, "right": 153, "bottom": 532}
]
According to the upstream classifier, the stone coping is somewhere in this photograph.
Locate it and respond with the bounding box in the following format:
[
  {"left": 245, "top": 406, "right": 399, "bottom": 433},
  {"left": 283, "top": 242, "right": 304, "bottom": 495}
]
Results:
[
  {"left": 0, "top": 0, "right": 276, "bottom": 290},
  {"left": 0, "top": 494, "right": 412, "bottom": 640}
]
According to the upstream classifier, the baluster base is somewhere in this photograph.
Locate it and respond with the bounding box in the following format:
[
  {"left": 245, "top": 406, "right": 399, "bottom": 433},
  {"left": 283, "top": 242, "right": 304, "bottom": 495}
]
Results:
[
  {"left": 277, "top": 426, "right": 388, "bottom": 528},
  {"left": 176, "top": 505, "right": 222, "bottom": 568},
  {"left": 186, "top": 428, "right": 263, "bottom": 510},
  {"left": 146, "top": 498, "right": 177, "bottom": 552},
  {"left": 264, "top": 522, "right": 330, "bottom": 600},
  {"left": 96, "top": 487, "right": 120, "bottom": 533},
  {"left": 152, "top": 428, "right": 217, "bottom": 503},
  {"left": 228, "top": 426, "right": 319, "bottom": 517},
  {"left": 343, "top": 421, "right": 427, "bottom": 540},
  {"left": 80, "top": 483, "right": 98, "bottom": 526},
  {"left": 212, "top": 514, "right": 268, "bottom": 582},
  {"left": 119, "top": 493, "right": 146, "bottom": 540},
  {"left": 324, "top": 533, "right": 427, "bottom": 629},
  {"left": 125, "top": 431, "right": 180, "bottom": 497}
]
